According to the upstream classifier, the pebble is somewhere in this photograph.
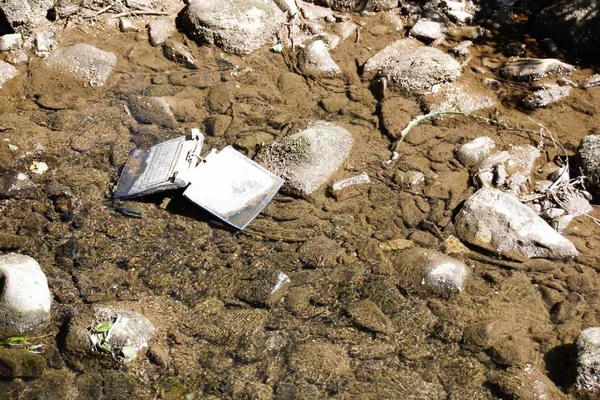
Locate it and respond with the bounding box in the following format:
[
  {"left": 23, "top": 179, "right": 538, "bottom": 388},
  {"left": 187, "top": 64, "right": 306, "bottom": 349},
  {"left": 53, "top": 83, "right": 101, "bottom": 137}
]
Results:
[
  {"left": 0, "top": 60, "right": 19, "bottom": 88},
  {"left": 147, "top": 19, "right": 175, "bottom": 47},
  {"left": 300, "top": 40, "right": 341, "bottom": 77},
  {"left": 500, "top": 58, "right": 574, "bottom": 81},
  {"left": 409, "top": 19, "right": 444, "bottom": 42},
  {"left": 236, "top": 269, "right": 291, "bottom": 307},
  {"left": 126, "top": 96, "right": 177, "bottom": 128},
  {"left": 0, "top": 33, "right": 22, "bottom": 51},
  {"left": 577, "top": 134, "right": 600, "bottom": 196},
  {"left": 44, "top": 44, "right": 117, "bottom": 87},
  {"left": 35, "top": 31, "right": 56, "bottom": 54},
  {"left": 447, "top": 10, "right": 473, "bottom": 23},
  {"left": 5, "top": 49, "right": 28, "bottom": 65},
  {"left": 522, "top": 84, "right": 571, "bottom": 108},
  {"left": 0, "top": 254, "right": 51, "bottom": 337},
  {"left": 163, "top": 40, "right": 197, "bottom": 69},
  {"left": 119, "top": 18, "right": 137, "bottom": 33},
  {"left": 456, "top": 137, "right": 496, "bottom": 167},
  {"left": 582, "top": 74, "right": 600, "bottom": 88},
  {"left": 0, "top": 170, "right": 37, "bottom": 199}
]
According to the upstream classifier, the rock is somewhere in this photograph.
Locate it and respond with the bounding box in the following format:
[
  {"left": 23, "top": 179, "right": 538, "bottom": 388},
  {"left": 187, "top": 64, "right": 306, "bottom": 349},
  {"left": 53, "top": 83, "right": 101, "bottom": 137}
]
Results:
[
  {"left": 298, "top": 1, "right": 334, "bottom": 20},
  {"left": 288, "top": 341, "right": 353, "bottom": 390},
  {"left": 35, "top": 31, "right": 56, "bottom": 54},
  {"left": 499, "top": 58, "right": 574, "bottom": 82},
  {"left": 364, "top": 40, "right": 462, "bottom": 94},
  {"left": 0, "top": 60, "right": 18, "bottom": 88},
  {"left": 455, "top": 187, "right": 578, "bottom": 261},
  {"left": 0, "top": 0, "right": 54, "bottom": 31},
  {"left": 450, "top": 40, "right": 472, "bottom": 57},
  {"left": 575, "top": 327, "right": 600, "bottom": 396},
  {"left": 163, "top": 40, "right": 197, "bottom": 69},
  {"left": 300, "top": 40, "right": 341, "bottom": 77},
  {"left": 522, "top": 84, "right": 571, "bottom": 108},
  {"left": 119, "top": 18, "right": 137, "bottom": 33},
  {"left": 0, "top": 170, "right": 38, "bottom": 199},
  {"left": 236, "top": 269, "right": 291, "bottom": 307},
  {"left": 346, "top": 299, "right": 394, "bottom": 334},
  {"left": 273, "top": 0, "right": 299, "bottom": 16},
  {"left": 0, "top": 254, "right": 51, "bottom": 338},
  {"left": 126, "top": 96, "right": 177, "bottom": 128},
  {"left": 447, "top": 10, "right": 473, "bottom": 23},
  {"left": 397, "top": 248, "right": 469, "bottom": 296},
  {"left": 409, "top": 19, "right": 444, "bottom": 42},
  {"left": 577, "top": 135, "right": 600, "bottom": 196},
  {"left": 147, "top": 19, "right": 175, "bottom": 47},
  {"left": 302, "top": 0, "right": 397, "bottom": 12},
  {"left": 5, "top": 49, "right": 28, "bottom": 65},
  {"left": 583, "top": 74, "right": 600, "bottom": 88},
  {"left": 182, "top": 0, "right": 286, "bottom": 55},
  {"left": 489, "top": 365, "right": 565, "bottom": 400},
  {"left": 90, "top": 307, "right": 155, "bottom": 362},
  {"left": 456, "top": 137, "right": 496, "bottom": 167},
  {"left": 44, "top": 44, "right": 117, "bottom": 87},
  {"left": 297, "top": 235, "right": 341, "bottom": 268},
  {"left": 535, "top": 0, "right": 600, "bottom": 57},
  {"left": 419, "top": 84, "right": 497, "bottom": 113},
  {"left": 0, "top": 34, "right": 22, "bottom": 51},
  {"left": 261, "top": 121, "right": 354, "bottom": 196},
  {"left": 0, "top": 349, "right": 45, "bottom": 378}
]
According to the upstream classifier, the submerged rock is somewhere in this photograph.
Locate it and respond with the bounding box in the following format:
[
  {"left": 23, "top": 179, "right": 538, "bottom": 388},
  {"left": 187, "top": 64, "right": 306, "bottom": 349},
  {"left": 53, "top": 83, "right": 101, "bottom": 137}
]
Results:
[
  {"left": 364, "top": 40, "right": 461, "bottom": 94},
  {"left": 0, "top": 349, "right": 45, "bottom": 378},
  {"left": 499, "top": 58, "right": 574, "bottom": 82},
  {"left": 577, "top": 134, "right": 600, "bottom": 196},
  {"left": 261, "top": 121, "right": 354, "bottom": 196},
  {"left": 163, "top": 40, "right": 197, "bottom": 69},
  {"left": 456, "top": 137, "right": 496, "bottom": 168},
  {"left": 0, "top": 254, "right": 51, "bottom": 338},
  {"left": 0, "top": 170, "right": 38, "bottom": 199},
  {"left": 236, "top": 269, "right": 290, "bottom": 307},
  {"left": 300, "top": 40, "right": 341, "bottom": 77},
  {"left": 44, "top": 44, "right": 117, "bottom": 87},
  {"left": 455, "top": 187, "right": 578, "bottom": 261},
  {"left": 522, "top": 84, "right": 571, "bottom": 108},
  {"left": 126, "top": 96, "right": 177, "bottom": 128},
  {"left": 182, "top": 0, "right": 286, "bottom": 55},
  {"left": 535, "top": 0, "right": 600, "bottom": 57},
  {"left": 575, "top": 327, "right": 600, "bottom": 397},
  {"left": 288, "top": 341, "right": 353, "bottom": 390},
  {"left": 0, "top": 60, "right": 19, "bottom": 88},
  {"left": 347, "top": 299, "right": 394, "bottom": 334}
]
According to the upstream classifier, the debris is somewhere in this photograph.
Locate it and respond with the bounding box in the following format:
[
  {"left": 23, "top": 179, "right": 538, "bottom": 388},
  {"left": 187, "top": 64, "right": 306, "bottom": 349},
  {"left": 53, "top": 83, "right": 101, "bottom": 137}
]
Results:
[
  {"left": 29, "top": 161, "right": 48, "bottom": 175},
  {"left": 330, "top": 172, "right": 370, "bottom": 191},
  {"left": 115, "top": 129, "right": 283, "bottom": 229}
]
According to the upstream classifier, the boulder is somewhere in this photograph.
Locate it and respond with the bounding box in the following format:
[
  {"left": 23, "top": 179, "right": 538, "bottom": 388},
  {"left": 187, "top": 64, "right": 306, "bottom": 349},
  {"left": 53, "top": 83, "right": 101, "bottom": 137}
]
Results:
[
  {"left": 0, "top": 0, "right": 54, "bottom": 31},
  {"left": 455, "top": 187, "right": 578, "bottom": 261},
  {"left": 0, "top": 254, "right": 51, "bottom": 338},
  {"left": 261, "top": 121, "right": 354, "bottom": 196},
  {"left": 181, "top": 0, "right": 286, "bottom": 55},
  {"left": 0, "top": 60, "right": 18, "bottom": 88},
  {"left": 522, "top": 84, "right": 571, "bottom": 108},
  {"left": 499, "top": 58, "right": 574, "bottom": 82},
  {"left": 364, "top": 40, "right": 461, "bottom": 94},
  {"left": 577, "top": 134, "right": 600, "bottom": 196},
  {"left": 300, "top": 40, "right": 341, "bottom": 77},
  {"left": 575, "top": 327, "right": 600, "bottom": 397},
  {"left": 535, "top": 0, "right": 600, "bottom": 57},
  {"left": 44, "top": 44, "right": 117, "bottom": 87}
]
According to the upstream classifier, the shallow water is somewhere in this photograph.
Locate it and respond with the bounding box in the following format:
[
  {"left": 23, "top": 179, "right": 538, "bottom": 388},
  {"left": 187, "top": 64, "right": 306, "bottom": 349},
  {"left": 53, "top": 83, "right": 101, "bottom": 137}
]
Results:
[{"left": 0, "top": 9, "right": 600, "bottom": 399}]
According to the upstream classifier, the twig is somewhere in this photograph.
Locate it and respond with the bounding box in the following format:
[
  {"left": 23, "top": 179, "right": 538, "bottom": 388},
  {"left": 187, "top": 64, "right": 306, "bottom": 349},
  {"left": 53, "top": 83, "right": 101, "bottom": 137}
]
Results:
[
  {"left": 110, "top": 10, "right": 174, "bottom": 18},
  {"left": 93, "top": 5, "right": 113, "bottom": 17}
]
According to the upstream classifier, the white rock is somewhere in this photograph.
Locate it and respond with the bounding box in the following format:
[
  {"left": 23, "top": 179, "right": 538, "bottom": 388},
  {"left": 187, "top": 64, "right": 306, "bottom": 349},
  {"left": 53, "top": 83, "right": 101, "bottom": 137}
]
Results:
[
  {"left": 334, "top": 20, "right": 357, "bottom": 40},
  {"left": 455, "top": 187, "right": 578, "bottom": 261},
  {"left": 0, "top": 254, "right": 51, "bottom": 337},
  {"left": 298, "top": 0, "right": 334, "bottom": 20},
  {"left": 331, "top": 172, "right": 370, "bottom": 191},
  {"left": 35, "top": 31, "right": 56, "bottom": 53},
  {"left": 522, "top": 84, "right": 571, "bottom": 108},
  {"left": 447, "top": 10, "right": 473, "bottom": 23},
  {"left": 44, "top": 44, "right": 117, "bottom": 87},
  {"left": 582, "top": 74, "right": 600, "bottom": 88},
  {"left": 410, "top": 19, "right": 444, "bottom": 42},
  {"left": 500, "top": 58, "right": 574, "bottom": 81},
  {"left": 421, "top": 252, "right": 468, "bottom": 294},
  {"left": 182, "top": 0, "right": 286, "bottom": 55},
  {"left": 262, "top": 121, "right": 354, "bottom": 196},
  {"left": 273, "top": 0, "right": 298, "bottom": 16},
  {"left": 0, "top": 34, "right": 23, "bottom": 51},
  {"left": 576, "top": 328, "right": 600, "bottom": 396},
  {"left": 364, "top": 40, "right": 461, "bottom": 94},
  {"left": 0, "top": 60, "right": 19, "bottom": 88},
  {"left": 163, "top": 40, "right": 197, "bottom": 69},
  {"left": 300, "top": 40, "right": 341, "bottom": 77},
  {"left": 420, "top": 84, "right": 497, "bottom": 113},
  {"left": 148, "top": 19, "right": 175, "bottom": 47},
  {"left": 444, "top": 0, "right": 466, "bottom": 10},
  {"left": 451, "top": 40, "right": 472, "bottom": 57},
  {"left": 119, "top": 18, "right": 137, "bottom": 33},
  {"left": 456, "top": 137, "right": 496, "bottom": 167},
  {"left": 5, "top": 49, "right": 27, "bottom": 65}
]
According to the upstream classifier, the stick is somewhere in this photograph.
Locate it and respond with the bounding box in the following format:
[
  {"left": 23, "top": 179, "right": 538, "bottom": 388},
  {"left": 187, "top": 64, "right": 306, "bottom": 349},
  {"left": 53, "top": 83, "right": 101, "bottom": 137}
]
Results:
[{"left": 110, "top": 10, "right": 174, "bottom": 18}]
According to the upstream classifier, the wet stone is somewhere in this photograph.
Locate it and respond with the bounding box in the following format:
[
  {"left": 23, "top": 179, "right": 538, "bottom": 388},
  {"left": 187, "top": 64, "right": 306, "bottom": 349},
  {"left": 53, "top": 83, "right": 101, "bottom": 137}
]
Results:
[
  {"left": 0, "top": 254, "right": 51, "bottom": 337},
  {"left": 126, "top": 96, "right": 177, "bottom": 128},
  {"left": 0, "top": 349, "right": 45, "bottom": 378},
  {"left": 522, "top": 84, "right": 571, "bottom": 108},
  {"left": 236, "top": 269, "right": 291, "bottom": 307},
  {"left": 182, "top": 0, "right": 286, "bottom": 55},
  {"left": 456, "top": 137, "right": 496, "bottom": 168},
  {"left": 288, "top": 341, "right": 354, "bottom": 391},
  {"left": 0, "top": 170, "right": 38, "bottom": 199},
  {"left": 44, "top": 44, "right": 117, "bottom": 87},
  {"left": 489, "top": 365, "right": 565, "bottom": 399},
  {"left": 347, "top": 299, "right": 394, "bottom": 334},
  {"left": 300, "top": 40, "right": 341, "bottom": 77},
  {"left": 0, "top": 60, "right": 19, "bottom": 88},
  {"left": 455, "top": 187, "right": 578, "bottom": 261},
  {"left": 499, "top": 58, "right": 574, "bottom": 82},
  {"left": 163, "top": 40, "right": 197, "bottom": 69},
  {"left": 297, "top": 235, "right": 341, "bottom": 268},
  {"left": 148, "top": 19, "right": 176, "bottom": 47},
  {"left": 582, "top": 74, "right": 600, "bottom": 89}
]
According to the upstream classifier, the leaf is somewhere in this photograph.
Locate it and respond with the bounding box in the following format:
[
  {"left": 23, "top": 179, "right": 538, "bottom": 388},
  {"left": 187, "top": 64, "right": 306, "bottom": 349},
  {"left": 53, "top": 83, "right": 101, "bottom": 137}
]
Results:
[
  {"left": 5, "top": 336, "right": 25, "bottom": 344},
  {"left": 96, "top": 322, "right": 113, "bottom": 333},
  {"left": 97, "top": 341, "right": 112, "bottom": 353},
  {"left": 7, "top": 144, "right": 18, "bottom": 151}
]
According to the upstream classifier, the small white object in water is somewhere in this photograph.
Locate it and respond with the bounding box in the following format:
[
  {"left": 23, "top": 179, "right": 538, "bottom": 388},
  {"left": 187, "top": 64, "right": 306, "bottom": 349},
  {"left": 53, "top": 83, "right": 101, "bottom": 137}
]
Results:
[
  {"left": 331, "top": 172, "right": 371, "bottom": 191},
  {"left": 271, "top": 271, "right": 290, "bottom": 295},
  {"left": 271, "top": 43, "right": 283, "bottom": 53},
  {"left": 29, "top": 161, "right": 48, "bottom": 175}
]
